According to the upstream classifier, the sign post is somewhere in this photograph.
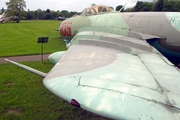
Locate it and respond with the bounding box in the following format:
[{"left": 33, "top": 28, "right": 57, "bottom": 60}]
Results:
[{"left": 37, "top": 37, "right": 48, "bottom": 63}]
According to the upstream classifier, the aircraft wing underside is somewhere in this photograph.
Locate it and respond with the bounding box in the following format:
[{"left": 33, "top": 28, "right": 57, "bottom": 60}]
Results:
[{"left": 43, "top": 31, "right": 180, "bottom": 119}]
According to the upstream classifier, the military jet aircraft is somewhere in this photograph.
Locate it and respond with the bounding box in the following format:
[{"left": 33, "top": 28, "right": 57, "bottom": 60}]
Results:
[
  {"left": 0, "top": 12, "right": 19, "bottom": 23},
  {"left": 0, "top": 12, "right": 6, "bottom": 23},
  {"left": 6, "top": 5, "right": 180, "bottom": 120},
  {"left": 55, "top": 16, "right": 66, "bottom": 21}
]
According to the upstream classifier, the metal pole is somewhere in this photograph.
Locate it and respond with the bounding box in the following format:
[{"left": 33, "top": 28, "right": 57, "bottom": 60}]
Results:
[
  {"left": 37, "top": 37, "right": 48, "bottom": 63},
  {"left": 41, "top": 42, "right": 43, "bottom": 63}
]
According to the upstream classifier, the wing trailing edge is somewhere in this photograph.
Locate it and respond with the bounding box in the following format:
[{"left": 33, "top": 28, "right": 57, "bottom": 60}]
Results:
[{"left": 5, "top": 59, "right": 47, "bottom": 77}]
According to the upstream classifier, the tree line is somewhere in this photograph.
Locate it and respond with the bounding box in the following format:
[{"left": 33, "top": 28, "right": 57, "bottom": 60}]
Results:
[
  {"left": 2, "top": 0, "right": 180, "bottom": 20},
  {"left": 25, "top": 9, "right": 79, "bottom": 20},
  {"left": 124, "top": 0, "right": 180, "bottom": 12}
]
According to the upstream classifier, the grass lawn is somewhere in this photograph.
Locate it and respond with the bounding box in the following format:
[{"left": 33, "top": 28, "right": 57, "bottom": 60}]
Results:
[
  {"left": 0, "top": 20, "right": 66, "bottom": 57},
  {"left": 0, "top": 21, "right": 110, "bottom": 120},
  {"left": 0, "top": 61, "right": 109, "bottom": 120}
]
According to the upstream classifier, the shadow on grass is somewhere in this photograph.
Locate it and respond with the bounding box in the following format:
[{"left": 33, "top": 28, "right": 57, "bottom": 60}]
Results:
[
  {"left": 57, "top": 109, "right": 111, "bottom": 120},
  {"left": 57, "top": 101, "right": 112, "bottom": 120},
  {"left": 51, "top": 37, "right": 63, "bottom": 41}
]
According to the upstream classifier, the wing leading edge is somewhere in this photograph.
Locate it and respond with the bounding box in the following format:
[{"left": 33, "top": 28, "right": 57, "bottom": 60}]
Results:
[{"left": 44, "top": 31, "right": 180, "bottom": 119}]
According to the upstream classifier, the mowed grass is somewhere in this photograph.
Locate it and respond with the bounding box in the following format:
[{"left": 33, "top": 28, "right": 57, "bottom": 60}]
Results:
[
  {"left": 0, "top": 21, "right": 110, "bottom": 120},
  {"left": 0, "top": 20, "right": 66, "bottom": 57},
  {"left": 0, "top": 61, "right": 110, "bottom": 120}
]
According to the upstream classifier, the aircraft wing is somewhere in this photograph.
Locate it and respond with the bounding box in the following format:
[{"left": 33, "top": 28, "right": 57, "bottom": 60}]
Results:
[{"left": 43, "top": 31, "right": 180, "bottom": 119}]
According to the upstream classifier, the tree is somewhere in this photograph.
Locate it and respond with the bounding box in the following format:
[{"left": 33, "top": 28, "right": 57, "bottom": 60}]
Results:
[
  {"left": 174, "top": 1, "right": 180, "bottom": 12},
  {"left": 133, "top": 1, "right": 152, "bottom": 12},
  {"left": 61, "top": 10, "right": 70, "bottom": 18},
  {"left": 45, "top": 9, "right": 50, "bottom": 13},
  {"left": 43, "top": 13, "right": 51, "bottom": 20},
  {"left": 26, "top": 10, "right": 35, "bottom": 20},
  {"left": 134, "top": 1, "right": 143, "bottom": 12},
  {"left": 6, "top": 0, "right": 26, "bottom": 19},
  {"left": 116, "top": 5, "right": 123, "bottom": 11},
  {"left": 51, "top": 11, "right": 59, "bottom": 19},
  {"left": 124, "top": 8, "right": 133, "bottom": 12},
  {"left": 44, "top": 9, "right": 52, "bottom": 19},
  {"left": 2, "top": 7, "right": 5, "bottom": 13},
  {"left": 69, "top": 11, "right": 78, "bottom": 17},
  {"left": 162, "top": 0, "right": 175, "bottom": 11},
  {"left": 36, "top": 9, "right": 44, "bottom": 19},
  {"left": 140, "top": 2, "right": 153, "bottom": 11},
  {"left": 152, "top": 0, "right": 164, "bottom": 11}
]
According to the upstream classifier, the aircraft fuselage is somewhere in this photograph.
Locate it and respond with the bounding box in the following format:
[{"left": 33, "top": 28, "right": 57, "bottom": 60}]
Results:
[{"left": 59, "top": 12, "right": 180, "bottom": 66}]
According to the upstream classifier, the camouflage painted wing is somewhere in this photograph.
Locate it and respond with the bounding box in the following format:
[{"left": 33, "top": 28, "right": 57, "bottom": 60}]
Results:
[{"left": 44, "top": 31, "right": 180, "bottom": 120}]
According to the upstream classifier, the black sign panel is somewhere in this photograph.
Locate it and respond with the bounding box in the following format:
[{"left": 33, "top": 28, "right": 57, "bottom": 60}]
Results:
[{"left": 37, "top": 37, "right": 49, "bottom": 43}]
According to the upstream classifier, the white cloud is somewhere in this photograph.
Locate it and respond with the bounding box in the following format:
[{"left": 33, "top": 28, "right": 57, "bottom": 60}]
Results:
[{"left": 0, "top": 0, "right": 152, "bottom": 12}]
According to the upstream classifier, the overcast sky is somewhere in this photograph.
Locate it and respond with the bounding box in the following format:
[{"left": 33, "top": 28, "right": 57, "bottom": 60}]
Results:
[{"left": 0, "top": 0, "right": 152, "bottom": 12}]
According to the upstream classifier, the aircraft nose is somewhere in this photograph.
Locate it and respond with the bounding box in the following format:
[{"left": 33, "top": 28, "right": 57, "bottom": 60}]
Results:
[{"left": 59, "top": 20, "right": 73, "bottom": 40}]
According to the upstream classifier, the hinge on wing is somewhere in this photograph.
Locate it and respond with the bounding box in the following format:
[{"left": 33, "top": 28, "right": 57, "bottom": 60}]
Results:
[{"left": 137, "top": 56, "right": 173, "bottom": 107}]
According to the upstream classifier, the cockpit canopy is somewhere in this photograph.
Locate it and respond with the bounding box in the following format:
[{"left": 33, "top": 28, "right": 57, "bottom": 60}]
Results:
[{"left": 81, "top": 5, "right": 114, "bottom": 16}]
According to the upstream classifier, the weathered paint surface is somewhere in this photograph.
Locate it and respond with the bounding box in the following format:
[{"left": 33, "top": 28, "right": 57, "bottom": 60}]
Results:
[
  {"left": 60, "top": 10, "right": 180, "bottom": 66},
  {"left": 47, "top": 6, "right": 180, "bottom": 119},
  {"left": 46, "top": 29, "right": 180, "bottom": 119},
  {"left": 60, "top": 16, "right": 91, "bottom": 40},
  {"left": 89, "top": 12, "right": 129, "bottom": 29}
]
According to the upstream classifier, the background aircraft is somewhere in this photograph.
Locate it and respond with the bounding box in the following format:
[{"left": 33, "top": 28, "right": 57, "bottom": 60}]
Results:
[
  {"left": 55, "top": 16, "right": 66, "bottom": 21},
  {"left": 6, "top": 5, "right": 180, "bottom": 120},
  {"left": 0, "top": 12, "right": 6, "bottom": 23},
  {"left": 0, "top": 12, "right": 19, "bottom": 23}
]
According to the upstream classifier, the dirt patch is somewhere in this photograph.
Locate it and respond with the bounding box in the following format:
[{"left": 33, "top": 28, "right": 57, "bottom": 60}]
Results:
[
  {"left": 0, "top": 91, "right": 4, "bottom": 94},
  {"left": 3, "top": 109, "right": 22, "bottom": 115},
  {"left": 4, "top": 82, "right": 14, "bottom": 86}
]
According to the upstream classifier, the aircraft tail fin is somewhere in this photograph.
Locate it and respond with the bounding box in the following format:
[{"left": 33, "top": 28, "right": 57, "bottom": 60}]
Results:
[
  {"left": 5, "top": 59, "right": 47, "bottom": 77},
  {"left": 2, "top": 12, "right": 6, "bottom": 17},
  {"left": 0, "top": 12, "right": 6, "bottom": 22},
  {"left": 0, "top": 12, "right": 6, "bottom": 18}
]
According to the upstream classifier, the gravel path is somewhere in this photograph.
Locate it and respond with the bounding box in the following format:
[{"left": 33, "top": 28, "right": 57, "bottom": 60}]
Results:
[{"left": 0, "top": 54, "right": 50, "bottom": 64}]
